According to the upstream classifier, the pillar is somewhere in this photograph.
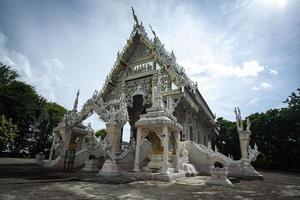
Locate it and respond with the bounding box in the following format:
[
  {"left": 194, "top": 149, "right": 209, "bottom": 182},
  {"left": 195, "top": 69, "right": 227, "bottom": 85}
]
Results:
[
  {"left": 61, "top": 127, "right": 71, "bottom": 155},
  {"left": 175, "top": 131, "right": 180, "bottom": 172},
  {"left": 161, "top": 126, "right": 169, "bottom": 174},
  {"left": 106, "top": 122, "right": 123, "bottom": 155},
  {"left": 134, "top": 128, "right": 142, "bottom": 171}
]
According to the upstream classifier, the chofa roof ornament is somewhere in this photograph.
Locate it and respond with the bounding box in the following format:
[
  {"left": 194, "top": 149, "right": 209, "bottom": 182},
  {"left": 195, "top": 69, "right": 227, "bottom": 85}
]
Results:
[{"left": 131, "top": 6, "right": 139, "bottom": 25}]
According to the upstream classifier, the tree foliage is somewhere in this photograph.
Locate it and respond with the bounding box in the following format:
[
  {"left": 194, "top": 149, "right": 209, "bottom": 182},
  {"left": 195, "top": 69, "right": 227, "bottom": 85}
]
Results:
[
  {"left": 95, "top": 128, "right": 107, "bottom": 140},
  {"left": 0, "top": 115, "right": 18, "bottom": 151},
  {"left": 0, "top": 63, "right": 66, "bottom": 157},
  {"left": 31, "top": 102, "right": 67, "bottom": 156},
  {"left": 213, "top": 118, "right": 240, "bottom": 160}
]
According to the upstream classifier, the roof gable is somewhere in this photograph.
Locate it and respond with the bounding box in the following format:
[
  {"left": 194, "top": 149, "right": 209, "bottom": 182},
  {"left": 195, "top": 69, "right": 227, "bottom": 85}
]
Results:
[{"left": 99, "top": 20, "right": 197, "bottom": 97}]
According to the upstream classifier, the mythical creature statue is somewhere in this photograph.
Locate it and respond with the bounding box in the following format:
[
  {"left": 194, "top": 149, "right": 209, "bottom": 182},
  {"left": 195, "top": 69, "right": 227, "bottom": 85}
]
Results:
[
  {"left": 247, "top": 143, "right": 260, "bottom": 162},
  {"left": 84, "top": 123, "right": 97, "bottom": 150},
  {"left": 181, "top": 143, "right": 189, "bottom": 160},
  {"left": 101, "top": 137, "right": 114, "bottom": 160},
  {"left": 62, "top": 86, "right": 129, "bottom": 130}
]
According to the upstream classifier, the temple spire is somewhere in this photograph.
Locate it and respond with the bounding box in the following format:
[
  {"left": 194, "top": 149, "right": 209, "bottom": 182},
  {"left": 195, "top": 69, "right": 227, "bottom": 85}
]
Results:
[
  {"left": 73, "top": 89, "right": 80, "bottom": 111},
  {"left": 153, "top": 70, "right": 164, "bottom": 110},
  {"left": 131, "top": 6, "right": 139, "bottom": 25}
]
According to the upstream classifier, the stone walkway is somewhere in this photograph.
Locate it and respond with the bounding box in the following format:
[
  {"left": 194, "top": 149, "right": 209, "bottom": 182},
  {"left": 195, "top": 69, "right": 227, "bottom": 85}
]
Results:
[{"left": 0, "top": 158, "right": 300, "bottom": 200}]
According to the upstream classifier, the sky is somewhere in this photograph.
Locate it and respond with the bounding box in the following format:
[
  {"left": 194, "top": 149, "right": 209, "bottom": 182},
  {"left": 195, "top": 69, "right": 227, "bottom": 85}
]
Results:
[{"left": 0, "top": 0, "right": 299, "bottom": 141}]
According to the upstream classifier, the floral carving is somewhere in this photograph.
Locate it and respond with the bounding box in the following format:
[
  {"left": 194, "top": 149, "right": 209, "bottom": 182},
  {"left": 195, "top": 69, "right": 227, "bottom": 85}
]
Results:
[{"left": 125, "top": 76, "right": 152, "bottom": 107}]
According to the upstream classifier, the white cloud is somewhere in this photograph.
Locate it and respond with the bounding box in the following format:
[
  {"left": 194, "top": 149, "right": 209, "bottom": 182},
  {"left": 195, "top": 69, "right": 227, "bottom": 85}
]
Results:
[
  {"left": 270, "top": 69, "right": 278, "bottom": 75},
  {"left": 190, "top": 61, "right": 265, "bottom": 79},
  {"left": 0, "top": 32, "right": 73, "bottom": 102},
  {"left": 252, "top": 82, "right": 272, "bottom": 90},
  {"left": 248, "top": 98, "right": 259, "bottom": 104},
  {"left": 43, "top": 59, "right": 65, "bottom": 70},
  {"left": 38, "top": 58, "right": 73, "bottom": 101}
]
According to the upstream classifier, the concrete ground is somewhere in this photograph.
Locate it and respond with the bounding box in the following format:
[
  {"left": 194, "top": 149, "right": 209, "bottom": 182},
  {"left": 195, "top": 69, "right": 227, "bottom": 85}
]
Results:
[{"left": 0, "top": 158, "right": 300, "bottom": 200}]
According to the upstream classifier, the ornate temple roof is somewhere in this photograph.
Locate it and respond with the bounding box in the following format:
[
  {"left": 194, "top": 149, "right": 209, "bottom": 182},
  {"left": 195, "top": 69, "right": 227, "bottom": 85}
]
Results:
[{"left": 99, "top": 8, "right": 215, "bottom": 121}]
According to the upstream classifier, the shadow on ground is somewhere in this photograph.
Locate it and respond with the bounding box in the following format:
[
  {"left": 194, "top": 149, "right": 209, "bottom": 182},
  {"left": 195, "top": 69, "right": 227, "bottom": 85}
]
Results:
[{"left": 0, "top": 158, "right": 300, "bottom": 200}]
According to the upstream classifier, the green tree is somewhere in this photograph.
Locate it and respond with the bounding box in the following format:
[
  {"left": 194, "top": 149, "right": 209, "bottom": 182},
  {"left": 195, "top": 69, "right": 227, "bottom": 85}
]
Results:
[
  {"left": 31, "top": 102, "right": 66, "bottom": 156},
  {"left": 0, "top": 115, "right": 18, "bottom": 151},
  {"left": 214, "top": 118, "right": 240, "bottom": 159},
  {"left": 0, "top": 63, "right": 19, "bottom": 84},
  {"left": 0, "top": 63, "right": 67, "bottom": 157},
  {"left": 95, "top": 128, "right": 107, "bottom": 140},
  {"left": 0, "top": 63, "right": 43, "bottom": 154},
  {"left": 284, "top": 88, "right": 300, "bottom": 110}
]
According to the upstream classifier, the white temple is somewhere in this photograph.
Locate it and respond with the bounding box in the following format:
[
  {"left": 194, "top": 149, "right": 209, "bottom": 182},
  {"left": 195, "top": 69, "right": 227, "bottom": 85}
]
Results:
[{"left": 45, "top": 8, "right": 262, "bottom": 181}]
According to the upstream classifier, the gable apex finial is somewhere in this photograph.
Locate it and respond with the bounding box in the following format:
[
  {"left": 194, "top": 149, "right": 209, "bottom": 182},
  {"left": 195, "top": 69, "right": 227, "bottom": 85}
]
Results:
[{"left": 131, "top": 6, "right": 139, "bottom": 25}]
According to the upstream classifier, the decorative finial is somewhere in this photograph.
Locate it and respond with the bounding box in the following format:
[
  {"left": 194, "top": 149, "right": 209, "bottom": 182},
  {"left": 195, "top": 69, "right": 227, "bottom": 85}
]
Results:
[
  {"left": 149, "top": 25, "right": 156, "bottom": 37},
  {"left": 171, "top": 50, "right": 176, "bottom": 61},
  {"left": 131, "top": 6, "right": 139, "bottom": 25},
  {"left": 73, "top": 89, "right": 80, "bottom": 111}
]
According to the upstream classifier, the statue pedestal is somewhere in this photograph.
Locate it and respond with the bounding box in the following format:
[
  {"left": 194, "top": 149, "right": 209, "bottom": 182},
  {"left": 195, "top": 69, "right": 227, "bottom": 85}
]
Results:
[
  {"left": 97, "top": 159, "right": 119, "bottom": 176},
  {"left": 207, "top": 167, "right": 232, "bottom": 186},
  {"left": 82, "top": 159, "right": 99, "bottom": 172},
  {"left": 147, "top": 153, "right": 163, "bottom": 170}
]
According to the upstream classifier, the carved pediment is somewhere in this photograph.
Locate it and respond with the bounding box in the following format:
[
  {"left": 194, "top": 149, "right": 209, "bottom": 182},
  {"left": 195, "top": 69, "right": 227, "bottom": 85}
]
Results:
[{"left": 126, "top": 37, "right": 152, "bottom": 64}]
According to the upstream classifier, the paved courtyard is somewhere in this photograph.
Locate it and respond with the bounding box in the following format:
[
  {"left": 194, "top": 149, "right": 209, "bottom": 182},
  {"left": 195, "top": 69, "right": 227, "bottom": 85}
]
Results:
[{"left": 0, "top": 158, "right": 300, "bottom": 200}]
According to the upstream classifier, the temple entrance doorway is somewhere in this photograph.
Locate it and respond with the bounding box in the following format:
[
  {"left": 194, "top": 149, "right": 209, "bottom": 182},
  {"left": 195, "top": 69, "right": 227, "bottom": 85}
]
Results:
[{"left": 127, "top": 94, "right": 151, "bottom": 142}]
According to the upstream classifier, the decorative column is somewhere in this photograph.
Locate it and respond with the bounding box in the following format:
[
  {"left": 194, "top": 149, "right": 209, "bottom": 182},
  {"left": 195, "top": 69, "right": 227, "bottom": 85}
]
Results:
[
  {"left": 175, "top": 131, "right": 181, "bottom": 172},
  {"left": 161, "top": 126, "right": 169, "bottom": 174},
  {"left": 134, "top": 128, "right": 142, "bottom": 171},
  {"left": 239, "top": 130, "right": 251, "bottom": 160},
  {"left": 106, "top": 122, "right": 123, "bottom": 155},
  {"left": 235, "top": 107, "right": 251, "bottom": 160}
]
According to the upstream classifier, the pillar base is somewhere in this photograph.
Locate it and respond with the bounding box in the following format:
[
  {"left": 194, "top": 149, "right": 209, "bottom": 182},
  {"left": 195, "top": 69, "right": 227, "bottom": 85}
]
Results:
[{"left": 97, "top": 159, "right": 119, "bottom": 176}]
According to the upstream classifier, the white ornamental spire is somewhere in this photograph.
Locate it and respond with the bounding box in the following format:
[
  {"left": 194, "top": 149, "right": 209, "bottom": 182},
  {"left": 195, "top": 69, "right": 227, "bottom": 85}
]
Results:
[{"left": 73, "top": 89, "right": 80, "bottom": 111}]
